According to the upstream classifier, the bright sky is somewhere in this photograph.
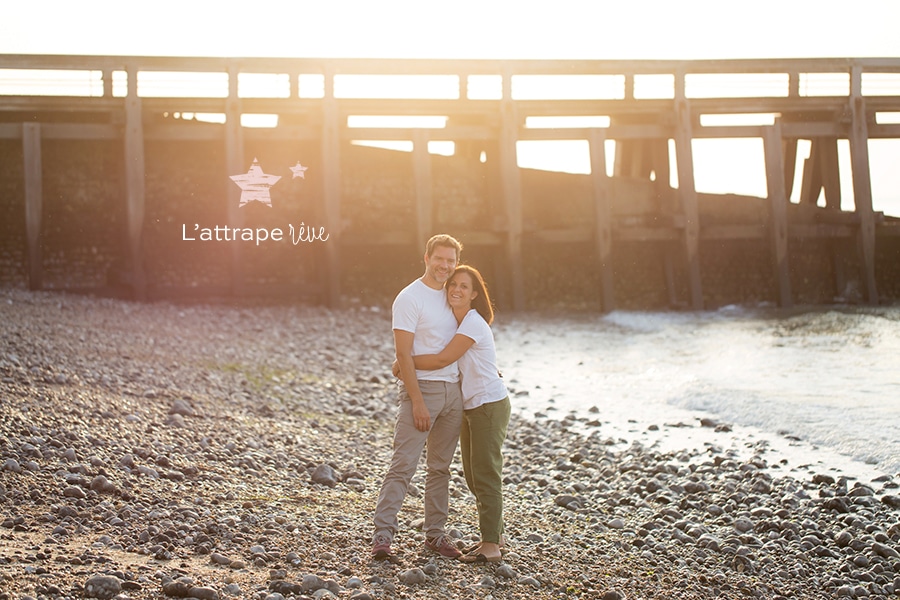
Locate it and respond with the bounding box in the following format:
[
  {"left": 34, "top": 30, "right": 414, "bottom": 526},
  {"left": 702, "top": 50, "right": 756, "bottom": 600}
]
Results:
[
  {"left": 3, "top": 0, "right": 899, "bottom": 60},
  {"left": 2, "top": 0, "right": 900, "bottom": 214}
]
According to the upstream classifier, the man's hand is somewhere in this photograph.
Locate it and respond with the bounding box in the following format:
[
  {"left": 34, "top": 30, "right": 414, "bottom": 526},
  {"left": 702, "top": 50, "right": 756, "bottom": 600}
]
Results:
[
  {"left": 394, "top": 329, "right": 430, "bottom": 431},
  {"left": 391, "top": 359, "right": 400, "bottom": 378},
  {"left": 411, "top": 398, "right": 431, "bottom": 432}
]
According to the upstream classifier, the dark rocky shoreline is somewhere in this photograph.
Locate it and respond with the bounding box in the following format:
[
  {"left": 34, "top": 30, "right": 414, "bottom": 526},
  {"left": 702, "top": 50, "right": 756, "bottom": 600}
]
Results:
[{"left": 1, "top": 288, "right": 898, "bottom": 599}]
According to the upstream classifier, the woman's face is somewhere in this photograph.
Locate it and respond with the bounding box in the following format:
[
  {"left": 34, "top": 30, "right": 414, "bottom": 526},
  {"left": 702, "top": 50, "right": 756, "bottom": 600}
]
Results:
[{"left": 446, "top": 271, "right": 477, "bottom": 310}]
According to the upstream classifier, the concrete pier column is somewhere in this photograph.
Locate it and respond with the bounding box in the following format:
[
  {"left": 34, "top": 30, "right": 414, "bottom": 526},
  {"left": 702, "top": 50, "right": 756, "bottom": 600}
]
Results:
[
  {"left": 764, "top": 121, "right": 793, "bottom": 308},
  {"left": 849, "top": 67, "right": 878, "bottom": 304},
  {"left": 673, "top": 98, "right": 703, "bottom": 310},
  {"left": 124, "top": 66, "right": 147, "bottom": 299},
  {"left": 23, "top": 122, "right": 43, "bottom": 291},
  {"left": 589, "top": 129, "right": 615, "bottom": 312}
]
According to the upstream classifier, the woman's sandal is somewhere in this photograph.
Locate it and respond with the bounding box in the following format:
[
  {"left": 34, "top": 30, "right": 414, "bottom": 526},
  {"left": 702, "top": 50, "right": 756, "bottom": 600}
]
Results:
[
  {"left": 459, "top": 551, "right": 502, "bottom": 564},
  {"left": 462, "top": 536, "right": 509, "bottom": 556}
]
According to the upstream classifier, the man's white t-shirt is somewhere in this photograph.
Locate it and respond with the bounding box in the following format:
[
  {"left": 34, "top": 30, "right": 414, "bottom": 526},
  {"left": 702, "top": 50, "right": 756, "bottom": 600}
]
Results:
[
  {"left": 392, "top": 278, "right": 459, "bottom": 383},
  {"left": 456, "top": 309, "right": 508, "bottom": 410}
]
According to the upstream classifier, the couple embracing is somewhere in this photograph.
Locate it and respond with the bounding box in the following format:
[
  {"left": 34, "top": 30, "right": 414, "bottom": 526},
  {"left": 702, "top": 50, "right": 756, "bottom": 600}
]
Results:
[{"left": 371, "top": 234, "right": 510, "bottom": 564}]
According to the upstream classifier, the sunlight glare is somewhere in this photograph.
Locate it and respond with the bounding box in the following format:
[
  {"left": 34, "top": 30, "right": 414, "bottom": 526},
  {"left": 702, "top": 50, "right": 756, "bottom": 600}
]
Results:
[
  {"left": 347, "top": 115, "right": 448, "bottom": 128},
  {"left": 137, "top": 71, "right": 228, "bottom": 98},
  {"left": 241, "top": 114, "right": 278, "bottom": 128},
  {"left": 517, "top": 140, "right": 591, "bottom": 174},
  {"left": 352, "top": 140, "right": 413, "bottom": 152},
  {"left": 686, "top": 139, "right": 767, "bottom": 198},
  {"left": 298, "top": 74, "right": 325, "bottom": 98},
  {"left": 633, "top": 74, "right": 674, "bottom": 99},
  {"left": 334, "top": 75, "right": 458, "bottom": 99},
  {"left": 350, "top": 140, "right": 455, "bottom": 156},
  {"left": 789, "top": 140, "right": 812, "bottom": 203},
  {"left": 428, "top": 141, "right": 455, "bottom": 156},
  {"left": 700, "top": 114, "right": 778, "bottom": 127},
  {"left": 0, "top": 69, "right": 103, "bottom": 96},
  {"left": 862, "top": 73, "right": 900, "bottom": 96},
  {"left": 238, "top": 73, "right": 290, "bottom": 98},
  {"left": 525, "top": 116, "right": 610, "bottom": 128},
  {"left": 195, "top": 113, "right": 226, "bottom": 124},
  {"left": 877, "top": 112, "right": 900, "bottom": 124},
  {"left": 512, "top": 75, "right": 624, "bottom": 100},
  {"left": 799, "top": 73, "right": 849, "bottom": 97},
  {"left": 686, "top": 73, "right": 789, "bottom": 98},
  {"left": 467, "top": 75, "right": 503, "bottom": 100}
]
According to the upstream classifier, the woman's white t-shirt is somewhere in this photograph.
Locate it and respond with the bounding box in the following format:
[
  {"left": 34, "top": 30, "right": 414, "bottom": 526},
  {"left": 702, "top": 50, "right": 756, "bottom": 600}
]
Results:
[{"left": 456, "top": 309, "right": 509, "bottom": 410}]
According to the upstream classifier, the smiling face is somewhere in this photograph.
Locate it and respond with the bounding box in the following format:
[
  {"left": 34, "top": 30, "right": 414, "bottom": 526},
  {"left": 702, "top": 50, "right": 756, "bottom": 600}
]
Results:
[
  {"left": 422, "top": 244, "right": 459, "bottom": 288},
  {"left": 446, "top": 270, "right": 477, "bottom": 311}
]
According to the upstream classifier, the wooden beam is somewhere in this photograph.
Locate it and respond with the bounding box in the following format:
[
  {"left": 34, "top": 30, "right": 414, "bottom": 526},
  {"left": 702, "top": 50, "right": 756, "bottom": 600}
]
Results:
[
  {"left": 412, "top": 130, "right": 433, "bottom": 251},
  {"left": 322, "top": 70, "right": 343, "bottom": 308},
  {"left": 22, "top": 123, "right": 42, "bottom": 291},
  {"left": 764, "top": 122, "right": 793, "bottom": 308},
  {"left": 124, "top": 68, "right": 147, "bottom": 300},
  {"left": 790, "top": 224, "right": 856, "bottom": 238},
  {"left": 674, "top": 100, "right": 703, "bottom": 310},
  {"left": 616, "top": 228, "right": 681, "bottom": 242},
  {"left": 589, "top": 130, "right": 615, "bottom": 312},
  {"left": 0, "top": 122, "right": 117, "bottom": 142},
  {"left": 499, "top": 91, "right": 525, "bottom": 311}
]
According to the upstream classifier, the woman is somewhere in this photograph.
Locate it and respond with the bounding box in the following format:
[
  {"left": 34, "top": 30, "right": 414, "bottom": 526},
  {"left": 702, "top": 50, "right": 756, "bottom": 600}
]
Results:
[{"left": 408, "top": 265, "right": 510, "bottom": 563}]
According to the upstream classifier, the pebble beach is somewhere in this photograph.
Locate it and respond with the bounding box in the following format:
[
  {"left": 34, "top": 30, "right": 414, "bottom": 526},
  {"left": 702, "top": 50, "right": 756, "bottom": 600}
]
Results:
[{"left": 1, "top": 288, "right": 899, "bottom": 600}]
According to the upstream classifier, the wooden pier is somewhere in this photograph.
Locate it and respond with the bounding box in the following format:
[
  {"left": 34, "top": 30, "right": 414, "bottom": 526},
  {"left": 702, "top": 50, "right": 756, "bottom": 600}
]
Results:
[{"left": 1, "top": 55, "right": 899, "bottom": 310}]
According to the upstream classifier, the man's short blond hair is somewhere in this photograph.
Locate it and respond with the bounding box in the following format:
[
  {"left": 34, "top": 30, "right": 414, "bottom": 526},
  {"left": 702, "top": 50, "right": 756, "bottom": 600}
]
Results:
[{"left": 425, "top": 234, "right": 462, "bottom": 258}]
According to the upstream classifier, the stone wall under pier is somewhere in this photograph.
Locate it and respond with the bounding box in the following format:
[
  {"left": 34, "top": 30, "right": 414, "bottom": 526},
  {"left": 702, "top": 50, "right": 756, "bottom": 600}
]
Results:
[{"left": 1, "top": 140, "right": 897, "bottom": 310}]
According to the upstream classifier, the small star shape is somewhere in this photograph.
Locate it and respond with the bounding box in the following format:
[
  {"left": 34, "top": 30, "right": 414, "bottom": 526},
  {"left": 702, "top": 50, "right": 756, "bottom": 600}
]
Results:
[
  {"left": 289, "top": 161, "right": 308, "bottom": 179},
  {"left": 230, "top": 158, "right": 281, "bottom": 207}
]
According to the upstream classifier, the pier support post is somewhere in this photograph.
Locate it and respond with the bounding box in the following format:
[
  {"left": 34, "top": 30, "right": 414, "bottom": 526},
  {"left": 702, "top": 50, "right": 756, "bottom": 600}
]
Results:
[
  {"left": 849, "top": 67, "right": 878, "bottom": 304},
  {"left": 499, "top": 86, "right": 525, "bottom": 311},
  {"left": 321, "top": 69, "right": 343, "bottom": 308},
  {"left": 589, "top": 130, "right": 615, "bottom": 312},
  {"left": 656, "top": 141, "right": 679, "bottom": 307},
  {"left": 23, "top": 122, "right": 42, "bottom": 291},
  {"left": 673, "top": 100, "right": 703, "bottom": 310},
  {"left": 764, "top": 122, "right": 793, "bottom": 308},
  {"left": 124, "top": 67, "right": 146, "bottom": 300},
  {"left": 224, "top": 67, "right": 245, "bottom": 297},
  {"left": 412, "top": 130, "right": 433, "bottom": 252}
]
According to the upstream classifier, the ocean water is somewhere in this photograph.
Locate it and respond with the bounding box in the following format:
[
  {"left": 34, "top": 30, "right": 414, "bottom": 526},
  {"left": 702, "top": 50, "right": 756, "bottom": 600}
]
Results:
[{"left": 493, "top": 305, "right": 900, "bottom": 483}]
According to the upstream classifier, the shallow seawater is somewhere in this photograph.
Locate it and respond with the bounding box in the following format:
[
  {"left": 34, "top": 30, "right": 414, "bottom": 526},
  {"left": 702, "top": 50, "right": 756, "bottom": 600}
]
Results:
[{"left": 493, "top": 305, "right": 900, "bottom": 484}]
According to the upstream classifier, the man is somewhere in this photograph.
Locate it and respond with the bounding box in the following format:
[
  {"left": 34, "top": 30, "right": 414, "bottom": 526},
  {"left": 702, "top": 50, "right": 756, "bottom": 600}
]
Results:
[{"left": 372, "top": 234, "right": 464, "bottom": 560}]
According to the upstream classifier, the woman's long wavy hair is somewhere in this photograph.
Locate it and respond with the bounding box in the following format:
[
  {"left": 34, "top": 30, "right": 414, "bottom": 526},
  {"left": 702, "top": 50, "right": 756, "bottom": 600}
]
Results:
[{"left": 451, "top": 265, "right": 494, "bottom": 325}]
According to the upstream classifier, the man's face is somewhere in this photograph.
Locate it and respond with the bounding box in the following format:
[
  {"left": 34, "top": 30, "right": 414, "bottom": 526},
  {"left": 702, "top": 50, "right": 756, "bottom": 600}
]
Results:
[{"left": 424, "top": 245, "right": 458, "bottom": 285}]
